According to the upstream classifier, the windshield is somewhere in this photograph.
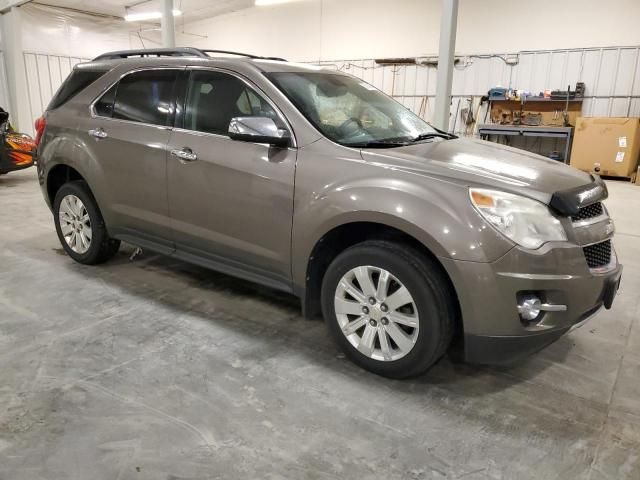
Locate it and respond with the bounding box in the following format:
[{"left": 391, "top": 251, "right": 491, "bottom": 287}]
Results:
[{"left": 266, "top": 71, "right": 438, "bottom": 147}]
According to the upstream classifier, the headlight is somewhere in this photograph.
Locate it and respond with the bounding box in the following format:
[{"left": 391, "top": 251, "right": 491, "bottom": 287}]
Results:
[{"left": 469, "top": 188, "right": 566, "bottom": 249}]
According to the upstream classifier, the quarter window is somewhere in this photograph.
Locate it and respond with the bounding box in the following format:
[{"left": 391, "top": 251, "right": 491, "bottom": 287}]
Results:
[
  {"left": 98, "top": 70, "right": 178, "bottom": 126},
  {"left": 94, "top": 84, "right": 117, "bottom": 118},
  {"left": 184, "top": 71, "right": 279, "bottom": 136}
]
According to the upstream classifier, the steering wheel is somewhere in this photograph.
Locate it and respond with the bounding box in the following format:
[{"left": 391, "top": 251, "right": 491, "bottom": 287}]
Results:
[{"left": 338, "top": 117, "right": 364, "bottom": 137}]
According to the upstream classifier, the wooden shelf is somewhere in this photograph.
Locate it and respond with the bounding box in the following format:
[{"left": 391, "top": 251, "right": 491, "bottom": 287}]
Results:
[{"left": 489, "top": 96, "right": 584, "bottom": 103}]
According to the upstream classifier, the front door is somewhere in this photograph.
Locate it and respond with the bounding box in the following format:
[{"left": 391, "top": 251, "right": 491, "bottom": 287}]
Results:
[{"left": 167, "top": 69, "right": 296, "bottom": 290}]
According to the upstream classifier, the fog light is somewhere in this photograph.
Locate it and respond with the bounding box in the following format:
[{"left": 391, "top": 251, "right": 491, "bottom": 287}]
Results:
[
  {"left": 517, "top": 294, "right": 568, "bottom": 323},
  {"left": 517, "top": 295, "right": 542, "bottom": 321}
]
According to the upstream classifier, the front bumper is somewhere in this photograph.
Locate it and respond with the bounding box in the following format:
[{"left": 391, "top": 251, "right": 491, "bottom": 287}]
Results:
[{"left": 440, "top": 242, "right": 622, "bottom": 365}]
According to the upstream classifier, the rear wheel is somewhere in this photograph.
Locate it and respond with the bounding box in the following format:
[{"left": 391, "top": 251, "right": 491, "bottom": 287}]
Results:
[
  {"left": 53, "top": 181, "right": 120, "bottom": 264},
  {"left": 321, "top": 240, "right": 455, "bottom": 378}
]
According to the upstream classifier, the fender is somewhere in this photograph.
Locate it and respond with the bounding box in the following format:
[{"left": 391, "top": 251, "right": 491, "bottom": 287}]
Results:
[{"left": 291, "top": 165, "right": 514, "bottom": 289}]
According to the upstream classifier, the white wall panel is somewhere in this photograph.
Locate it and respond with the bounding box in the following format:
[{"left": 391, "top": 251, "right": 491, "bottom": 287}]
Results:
[
  {"left": 0, "top": 52, "right": 9, "bottom": 111},
  {"left": 630, "top": 98, "right": 640, "bottom": 117},
  {"left": 614, "top": 49, "right": 637, "bottom": 95},
  {"left": 20, "top": 3, "right": 146, "bottom": 59},
  {"left": 530, "top": 52, "right": 551, "bottom": 94},
  {"left": 181, "top": 0, "right": 640, "bottom": 61},
  {"left": 22, "top": 52, "right": 89, "bottom": 135},
  {"left": 595, "top": 50, "right": 619, "bottom": 96},
  {"left": 632, "top": 53, "right": 640, "bottom": 97},
  {"left": 548, "top": 52, "right": 567, "bottom": 91}
]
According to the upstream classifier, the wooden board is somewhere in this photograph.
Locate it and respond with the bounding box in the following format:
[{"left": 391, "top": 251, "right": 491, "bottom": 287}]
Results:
[{"left": 490, "top": 99, "right": 582, "bottom": 127}]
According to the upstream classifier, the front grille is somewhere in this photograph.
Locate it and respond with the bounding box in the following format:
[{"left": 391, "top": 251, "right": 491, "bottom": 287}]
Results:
[
  {"left": 572, "top": 202, "right": 604, "bottom": 222},
  {"left": 583, "top": 240, "right": 612, "bottom": 268}
]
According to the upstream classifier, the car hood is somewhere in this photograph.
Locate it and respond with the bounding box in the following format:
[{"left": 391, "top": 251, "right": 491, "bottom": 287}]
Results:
[{"left": 360, "top": 137, "right": 595, "bottom": 205}]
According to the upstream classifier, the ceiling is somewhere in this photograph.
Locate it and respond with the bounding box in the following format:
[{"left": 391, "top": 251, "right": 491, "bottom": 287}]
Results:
[{"left": 30, "top": 0, "right": 255, "bottom": 24}]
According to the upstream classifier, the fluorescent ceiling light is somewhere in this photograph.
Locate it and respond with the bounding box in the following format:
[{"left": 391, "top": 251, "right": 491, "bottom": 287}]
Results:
[
  {"left": 124, "top": 9, "right": 182, "bottom": 22},
  {"left": 255, "top": 0, "right": 299, "bottom": 6}
]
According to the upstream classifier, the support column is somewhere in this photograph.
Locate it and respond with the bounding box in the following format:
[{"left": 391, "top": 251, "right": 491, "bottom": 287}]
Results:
[
  {"left": 1, "top": 7, "right": 31, "bottom": 133},
  {"left": 432, "top": 0, "right": 459, "bottom": 131},
  {"left": 161, "top": 0, "right": 175, "bottom": 48}
]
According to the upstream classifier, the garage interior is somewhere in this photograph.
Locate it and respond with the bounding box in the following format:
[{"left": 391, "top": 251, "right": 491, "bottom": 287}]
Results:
[{"left": 1, "top": 0, "right": 640, "bottom": 478}]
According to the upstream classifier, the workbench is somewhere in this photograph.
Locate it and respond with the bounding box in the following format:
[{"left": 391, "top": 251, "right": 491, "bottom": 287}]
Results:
[{"left": 477, "top": 124, "right": 574, "bottom": 164}]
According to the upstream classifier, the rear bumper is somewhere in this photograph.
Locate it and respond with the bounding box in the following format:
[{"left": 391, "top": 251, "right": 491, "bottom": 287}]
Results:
[{"left": 440, "top": 242, "right": 622, "bottom": 365}]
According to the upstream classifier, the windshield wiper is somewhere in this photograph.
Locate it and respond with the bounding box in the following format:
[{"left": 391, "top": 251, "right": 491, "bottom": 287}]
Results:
[
  {"left": 347, "top": 140, "right": 411, "bottom": 148},
  {"left": 411, "top": 132, "right": 457, "bottom": 142}
]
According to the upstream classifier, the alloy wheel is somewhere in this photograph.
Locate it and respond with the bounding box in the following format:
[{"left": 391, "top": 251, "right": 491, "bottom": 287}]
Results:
[
  {"left": 58, "top": 194, "right": 92, "bottom": 254},
  {"left": 334, "top": 265, "right": 419, "bottom": 361}
]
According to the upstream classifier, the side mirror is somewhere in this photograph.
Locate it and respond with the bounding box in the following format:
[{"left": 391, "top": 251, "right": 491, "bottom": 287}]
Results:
[{"left": 228, "top": 117, "right": 291, "bottom": 148}]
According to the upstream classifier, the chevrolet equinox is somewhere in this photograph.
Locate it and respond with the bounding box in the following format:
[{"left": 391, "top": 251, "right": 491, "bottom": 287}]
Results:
[{"left": 36, "top": 48, "right": 622, "bottom": 378}]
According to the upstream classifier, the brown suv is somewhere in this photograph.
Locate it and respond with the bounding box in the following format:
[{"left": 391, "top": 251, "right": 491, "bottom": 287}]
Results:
[{"left": 36, "top": 48, "right": 622, "bottom": 378}]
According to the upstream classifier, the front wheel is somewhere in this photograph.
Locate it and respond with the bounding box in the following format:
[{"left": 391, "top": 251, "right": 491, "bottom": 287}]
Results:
[
  {"left": 321, "top": 240, "right": 456, "bottom": 378},
  {"left": 53, "top": 181, "right": 120, "bottom": 265}
]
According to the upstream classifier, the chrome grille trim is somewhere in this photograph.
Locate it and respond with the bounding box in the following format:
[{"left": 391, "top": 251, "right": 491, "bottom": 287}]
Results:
[{"left": 572, "top": 213, "right": 609, "bottom": 228}]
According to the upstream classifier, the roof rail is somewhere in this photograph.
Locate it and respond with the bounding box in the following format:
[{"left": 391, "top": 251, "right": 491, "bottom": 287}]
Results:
[
  {"left": 93, "top": 48, "right": 209, "bottom": 60},
  {"left": 200, "top": 49, "right": 287, "bottom": 62},
  {"left": 93, "top": 47, "right": 287, "bottom": 62}
]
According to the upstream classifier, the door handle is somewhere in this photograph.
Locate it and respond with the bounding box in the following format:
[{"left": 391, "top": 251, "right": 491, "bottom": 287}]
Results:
[
  {"left": 171, "top": 148, "right": 198, "bottom": 163},
  {"left": 88, "top": 127, "right": 108, "bottom": 139}
]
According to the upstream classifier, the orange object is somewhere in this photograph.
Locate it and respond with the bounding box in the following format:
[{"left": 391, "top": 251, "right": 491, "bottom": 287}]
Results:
[
  {"left": 0, "top": 131, "right": 35, "bottom": 173},
  {"left": 470, "top": 190, "right": 496, "bottom": 207}
]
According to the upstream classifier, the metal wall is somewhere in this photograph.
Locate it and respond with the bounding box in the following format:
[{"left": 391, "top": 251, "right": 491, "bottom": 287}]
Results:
[
  {"left": 22, "top": 52, "right": 89, "bottom": 135},
  {"left": 315, "top": 46, "right": 640, "bottom": 136}
]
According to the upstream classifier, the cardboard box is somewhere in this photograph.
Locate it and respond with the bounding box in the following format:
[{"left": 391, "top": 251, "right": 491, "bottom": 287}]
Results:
[{"left": 570, "top": 117, "right": 640, "bottom": 177}]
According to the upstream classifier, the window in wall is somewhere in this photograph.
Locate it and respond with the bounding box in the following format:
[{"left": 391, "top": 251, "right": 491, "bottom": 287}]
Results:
[{"left": 184, "top": 71, "right": 280, "bottom": 135}]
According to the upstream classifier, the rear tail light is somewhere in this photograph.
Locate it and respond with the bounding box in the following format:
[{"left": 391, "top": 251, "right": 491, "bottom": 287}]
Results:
[{"left": 34, "top": 115, "right": 46, "bottom": 146}]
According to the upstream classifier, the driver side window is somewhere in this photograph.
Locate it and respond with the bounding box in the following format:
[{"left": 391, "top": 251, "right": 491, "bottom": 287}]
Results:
[{"left": 184, "top": 71, "right": 279, "bottom": 136}]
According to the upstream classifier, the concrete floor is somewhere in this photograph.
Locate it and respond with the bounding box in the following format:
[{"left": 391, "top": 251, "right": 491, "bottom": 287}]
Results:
[{"left": 1, "top": 168, "right": 639, "bottom": 480}]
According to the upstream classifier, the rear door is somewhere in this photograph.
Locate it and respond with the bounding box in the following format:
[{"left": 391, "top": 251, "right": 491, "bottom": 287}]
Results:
[
  {"left": 77, "top": 68, "right": 181, "bottom": 252},
  {"left": 166, "top": 68, "right": 296, "bottom": 290}
]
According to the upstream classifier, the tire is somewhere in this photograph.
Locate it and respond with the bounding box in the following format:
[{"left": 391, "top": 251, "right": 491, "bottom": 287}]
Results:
[
  {"left": 53, "top": 180, "right": 120, "bottom": 265},
  {"left": 321, "top": 240, "right": 456, "bottom": 379}
]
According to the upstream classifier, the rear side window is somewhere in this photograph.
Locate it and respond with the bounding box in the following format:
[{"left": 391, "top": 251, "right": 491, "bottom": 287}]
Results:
[
  {"left": 48, "top": 69, "right": 106, "bottom": 110},
  {"left": 111, "top": 70, "right": 178, "bottom": 126}
]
